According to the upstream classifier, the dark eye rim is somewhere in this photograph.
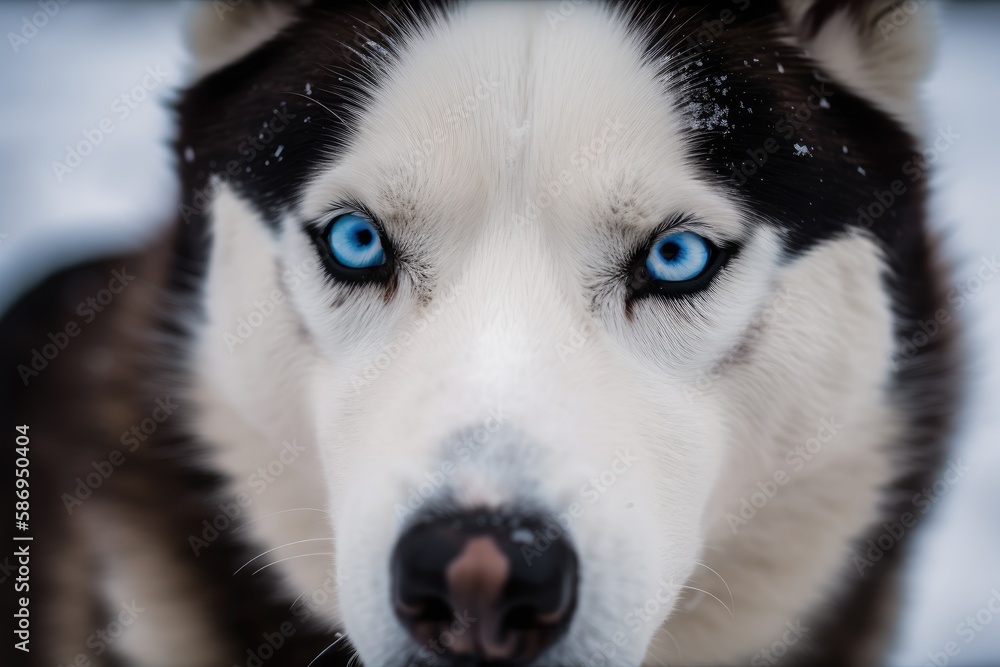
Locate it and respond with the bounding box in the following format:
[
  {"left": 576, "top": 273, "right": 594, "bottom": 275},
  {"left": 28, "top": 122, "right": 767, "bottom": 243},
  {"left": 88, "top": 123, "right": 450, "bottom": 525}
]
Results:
[
  {"left": 307, "top": 205, "right": 396, "bottom": 284},
  {"left": 625, "top": 227, "right": 735, "bottom": 300}
]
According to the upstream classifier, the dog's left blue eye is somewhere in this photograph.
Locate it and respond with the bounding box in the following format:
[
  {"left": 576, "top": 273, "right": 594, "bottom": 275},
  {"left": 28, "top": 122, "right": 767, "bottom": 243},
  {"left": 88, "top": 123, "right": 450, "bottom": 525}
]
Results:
[
  {"left": 645, "top": 231, "right": 712, "bottom": 282},
  {"left": 326, "top": 213, "right": 386, "bottom": 269}
]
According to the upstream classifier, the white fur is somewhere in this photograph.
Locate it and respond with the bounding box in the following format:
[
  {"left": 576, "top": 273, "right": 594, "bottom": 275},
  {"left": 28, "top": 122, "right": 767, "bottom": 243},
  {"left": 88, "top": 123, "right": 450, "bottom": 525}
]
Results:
[
  {"left": 187, "top": 2, "right": 909, "bottom": 665},
  {"left": 195, "top": 185, "right": 337, "bottom": 613}
]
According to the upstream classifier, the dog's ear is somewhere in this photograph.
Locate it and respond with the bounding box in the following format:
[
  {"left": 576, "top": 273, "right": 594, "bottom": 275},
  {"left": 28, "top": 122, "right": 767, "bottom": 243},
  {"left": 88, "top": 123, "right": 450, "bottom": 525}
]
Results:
[
  {"left": 780, "top": 0, "right": 934, "bottom": 128},
  {"left": 186, "top": 0, "right": 308, "bottom": 77}
]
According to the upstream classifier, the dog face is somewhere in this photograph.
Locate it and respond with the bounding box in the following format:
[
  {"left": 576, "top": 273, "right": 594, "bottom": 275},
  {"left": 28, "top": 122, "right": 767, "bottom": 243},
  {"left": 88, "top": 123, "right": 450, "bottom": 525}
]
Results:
[{"left": 179, "top": 1, "right": 932, "bottom": 664}]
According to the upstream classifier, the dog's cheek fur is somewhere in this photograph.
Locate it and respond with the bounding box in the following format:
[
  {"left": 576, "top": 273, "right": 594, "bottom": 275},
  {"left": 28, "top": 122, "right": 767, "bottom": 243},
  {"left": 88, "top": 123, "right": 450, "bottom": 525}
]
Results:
[
  {"left": 654, "top": 233, "right": 899, "bottom": 665},
  {"left": 191, "top": 185, "right": 341, "bottom": 622}
]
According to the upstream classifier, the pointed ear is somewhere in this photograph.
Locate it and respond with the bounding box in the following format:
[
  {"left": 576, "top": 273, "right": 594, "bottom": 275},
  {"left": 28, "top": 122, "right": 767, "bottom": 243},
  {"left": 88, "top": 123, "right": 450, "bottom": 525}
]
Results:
[
  {"left": 185, "top": 0, "right": 307, "bottom": 78},
  {"left": 781, "top": 0, "right": 935, "bottom": 129}
]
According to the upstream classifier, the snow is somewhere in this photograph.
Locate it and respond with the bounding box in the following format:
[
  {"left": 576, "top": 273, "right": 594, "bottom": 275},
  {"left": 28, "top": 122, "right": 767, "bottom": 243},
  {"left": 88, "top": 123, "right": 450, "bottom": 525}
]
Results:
[
  {"left": 887, "top": 4, "right": 1000, "bottom": 664},
  {"left": 684, "top": 101, "right": 730, "bottom": 131},
  {"left": 0, "top": 1, "right": 189, "bottom": 314},
  {"left": 0, "top": 3, "right": 997, "bottom": 664}
]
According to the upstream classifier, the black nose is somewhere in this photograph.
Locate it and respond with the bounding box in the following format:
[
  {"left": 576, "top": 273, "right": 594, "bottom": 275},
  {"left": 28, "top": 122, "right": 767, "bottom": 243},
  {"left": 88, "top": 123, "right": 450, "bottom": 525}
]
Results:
[{"left": 391, "top": 512, "right": 578, "bottom": 665}]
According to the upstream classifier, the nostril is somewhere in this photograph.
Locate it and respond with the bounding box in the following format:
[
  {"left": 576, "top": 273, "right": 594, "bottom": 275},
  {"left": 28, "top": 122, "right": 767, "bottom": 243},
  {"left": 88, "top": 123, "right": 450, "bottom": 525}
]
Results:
[
  {"left": 408, "top": 596, "right": 454, "bottom": 624},
  {"left": 501, "top": 604, "right": 541, "bottom": 632},
  {"left": 392, "top": 512, "right": 578, "bottom": 664}
]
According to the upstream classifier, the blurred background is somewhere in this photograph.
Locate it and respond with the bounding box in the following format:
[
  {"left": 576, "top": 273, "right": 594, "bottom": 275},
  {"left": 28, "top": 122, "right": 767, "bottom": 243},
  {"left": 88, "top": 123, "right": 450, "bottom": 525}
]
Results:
[{"left": 0, "top": 1, "right": 997, "bottom": 665}]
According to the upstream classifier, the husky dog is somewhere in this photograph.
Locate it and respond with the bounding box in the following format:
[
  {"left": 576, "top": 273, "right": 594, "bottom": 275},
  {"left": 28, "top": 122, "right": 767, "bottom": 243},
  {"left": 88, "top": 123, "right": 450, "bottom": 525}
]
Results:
[{"left": 2, "top": 1, "right": 960, "bottom": 666}]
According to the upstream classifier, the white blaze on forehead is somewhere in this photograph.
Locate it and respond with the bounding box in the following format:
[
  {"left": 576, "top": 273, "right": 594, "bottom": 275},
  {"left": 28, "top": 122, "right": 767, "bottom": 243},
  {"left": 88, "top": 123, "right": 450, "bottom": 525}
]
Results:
[
  {"left": 292, "top": 0, "right": 755, "bottom": 466},
  {"left": 300, "top": 1, "right": 744, "bottom": 248}
]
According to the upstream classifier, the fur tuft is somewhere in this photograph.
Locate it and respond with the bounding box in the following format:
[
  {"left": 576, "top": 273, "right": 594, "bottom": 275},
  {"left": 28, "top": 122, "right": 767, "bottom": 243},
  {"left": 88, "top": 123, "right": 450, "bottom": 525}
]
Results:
[
  {"left": 781, "top": 0, "right": 935, "bottom": 129},
  {"left": 186, "top": 0, "right": 305, "bottom": 77}
]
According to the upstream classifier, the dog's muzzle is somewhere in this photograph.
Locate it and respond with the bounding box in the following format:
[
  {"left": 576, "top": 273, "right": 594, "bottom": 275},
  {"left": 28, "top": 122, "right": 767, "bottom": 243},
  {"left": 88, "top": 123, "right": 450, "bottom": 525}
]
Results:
[{"left": 391, "top": 511, "right": 578, "bottom": 665}]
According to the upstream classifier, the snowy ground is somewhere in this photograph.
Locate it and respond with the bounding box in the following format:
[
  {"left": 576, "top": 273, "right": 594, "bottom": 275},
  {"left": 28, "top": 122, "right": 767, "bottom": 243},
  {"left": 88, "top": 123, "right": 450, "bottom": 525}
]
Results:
[
  {"left": 0, "top": 2, "right": 997, "bottom": 665},
  {"left": 886, "top": 4, "right": 1000, "bottom": 666}
]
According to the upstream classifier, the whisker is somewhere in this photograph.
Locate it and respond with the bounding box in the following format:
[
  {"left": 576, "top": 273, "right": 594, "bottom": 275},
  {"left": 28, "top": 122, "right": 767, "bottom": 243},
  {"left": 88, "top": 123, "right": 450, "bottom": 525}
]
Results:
[
  {"left": 235, "top": 538, "right": 334, "bottom": 575},
  {"left": 694, "top": 561, "right": 735, "bottom": 615},
  {"left": 283, "top": 92, "right": 347, "bottom": 124},
  {"left": 656, "top": 627, "right": 684, "bottom": 665},
  {"left": 251, "top": 553, "right": 336, "bottom": 576},
  {"left": 308, "top": 632, "right": 348, "bottom": 667},
  {"left": 289, "top": 590, "right": 309, "bottom": 611},
  {"left": 680, "top": 584, "right": 734, "bottom": 618}
]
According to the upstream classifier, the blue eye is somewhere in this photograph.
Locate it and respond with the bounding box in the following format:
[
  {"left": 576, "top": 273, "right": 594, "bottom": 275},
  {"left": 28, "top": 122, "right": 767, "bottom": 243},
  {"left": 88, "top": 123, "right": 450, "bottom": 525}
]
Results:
[
  {"left": 326, "top": 213, "right": 386, "bottom": 269},
  {"left": 645, "top": 231, "right": 712, "bottom": 283}
]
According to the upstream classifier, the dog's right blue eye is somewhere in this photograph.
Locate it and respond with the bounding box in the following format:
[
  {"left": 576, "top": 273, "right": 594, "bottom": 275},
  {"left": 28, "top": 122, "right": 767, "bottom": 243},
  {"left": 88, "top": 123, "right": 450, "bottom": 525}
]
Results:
[
  {"left": 645, "top": 231, "right": 711, "bottom": 283},
  {"left": 326, "top": 213, "right": 386, "bottom": 270},
  {"left": 627, "top": 225, "right": 729, "bottom": 299}
]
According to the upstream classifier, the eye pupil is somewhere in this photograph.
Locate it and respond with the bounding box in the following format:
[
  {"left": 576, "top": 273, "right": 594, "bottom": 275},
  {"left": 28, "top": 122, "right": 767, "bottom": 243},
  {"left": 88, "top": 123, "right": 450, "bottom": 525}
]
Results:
[
  {"left": 355, "top": 229, "right": 373, "bottom": 246},
  {"left": 659, "top": 241, "right": 681, "bottom": 261}
]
